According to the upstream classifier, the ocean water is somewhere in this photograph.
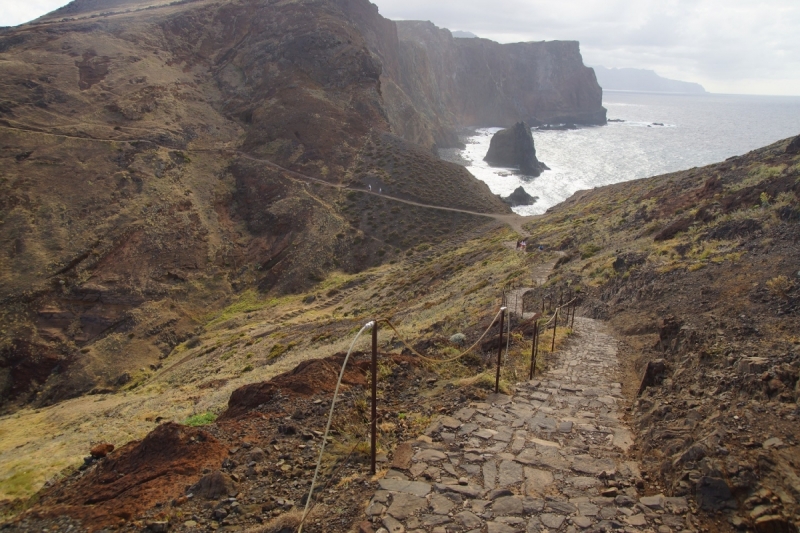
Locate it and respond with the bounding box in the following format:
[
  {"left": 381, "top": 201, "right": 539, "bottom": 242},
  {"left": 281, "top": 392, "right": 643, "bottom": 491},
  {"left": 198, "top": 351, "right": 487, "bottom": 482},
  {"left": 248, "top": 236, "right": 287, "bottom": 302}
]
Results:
[{"left": 457, "top": 92, "right": 800, "bottom": 215}]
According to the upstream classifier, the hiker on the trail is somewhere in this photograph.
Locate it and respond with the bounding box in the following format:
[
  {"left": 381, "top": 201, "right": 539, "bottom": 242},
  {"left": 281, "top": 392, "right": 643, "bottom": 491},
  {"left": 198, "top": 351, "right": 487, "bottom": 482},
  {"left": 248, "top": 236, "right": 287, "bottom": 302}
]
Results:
[
  {"left": 379, "top": 187, "right": 382, "bottom": 194},
  {"left": 368, "top": 184, "right": 372, "bottom": 191},
  {"left": 521, "top": 240, "right": 527, "bottom": 250},
  {"left": 539, "top": 244, "right": 544, "bottom": 251}
]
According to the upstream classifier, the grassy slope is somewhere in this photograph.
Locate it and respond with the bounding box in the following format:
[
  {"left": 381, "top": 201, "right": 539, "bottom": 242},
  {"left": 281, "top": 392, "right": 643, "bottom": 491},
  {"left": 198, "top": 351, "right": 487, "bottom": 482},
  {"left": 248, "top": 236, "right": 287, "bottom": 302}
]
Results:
[{"left": 0, "top": 221, "right": 558, "bottom": 501}]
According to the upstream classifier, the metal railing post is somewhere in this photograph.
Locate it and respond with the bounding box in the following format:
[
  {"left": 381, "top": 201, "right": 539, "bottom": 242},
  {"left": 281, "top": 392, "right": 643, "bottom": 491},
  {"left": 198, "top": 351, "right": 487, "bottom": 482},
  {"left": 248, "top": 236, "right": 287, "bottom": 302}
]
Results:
[
  {"left": 370, "top": 321, "right": 378, "bottom": 475},
  {"left": 495, "top": 307, "right": 505, "bottom": 393}
]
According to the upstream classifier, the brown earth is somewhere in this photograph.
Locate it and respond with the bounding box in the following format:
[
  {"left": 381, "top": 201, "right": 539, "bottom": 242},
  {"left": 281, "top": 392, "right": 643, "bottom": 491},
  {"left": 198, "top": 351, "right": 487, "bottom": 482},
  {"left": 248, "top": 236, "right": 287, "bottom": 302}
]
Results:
[
  {"left": 2, "top": 346, "right": 514, "bottom": 532},
  {"left": 25, "top": 422, "right": 228, "bottom": 530}
]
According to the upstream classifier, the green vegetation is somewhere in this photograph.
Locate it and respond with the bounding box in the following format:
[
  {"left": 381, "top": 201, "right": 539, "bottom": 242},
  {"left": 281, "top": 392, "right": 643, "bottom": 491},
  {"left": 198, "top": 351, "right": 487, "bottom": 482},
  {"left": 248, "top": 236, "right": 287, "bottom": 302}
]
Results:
[{"left": 183, "top": 412, "right": 217, "bottom": 426}]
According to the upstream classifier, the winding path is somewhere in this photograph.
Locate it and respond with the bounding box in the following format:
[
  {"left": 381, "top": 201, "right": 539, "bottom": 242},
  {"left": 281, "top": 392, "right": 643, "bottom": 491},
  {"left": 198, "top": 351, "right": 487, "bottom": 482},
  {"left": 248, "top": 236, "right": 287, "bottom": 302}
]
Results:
[{"left": 1, "top": 124, "right": 538, "bottom": 236}]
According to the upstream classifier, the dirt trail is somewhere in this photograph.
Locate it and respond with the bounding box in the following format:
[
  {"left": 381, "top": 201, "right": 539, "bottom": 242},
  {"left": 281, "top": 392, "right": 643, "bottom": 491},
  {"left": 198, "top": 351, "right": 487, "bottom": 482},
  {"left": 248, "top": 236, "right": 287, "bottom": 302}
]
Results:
[
  {"left": 361, "top": 318, "right": 691, "bottom": 533},
  {"left": 0, "top": 124, "right": 535, "bottom": 236}
]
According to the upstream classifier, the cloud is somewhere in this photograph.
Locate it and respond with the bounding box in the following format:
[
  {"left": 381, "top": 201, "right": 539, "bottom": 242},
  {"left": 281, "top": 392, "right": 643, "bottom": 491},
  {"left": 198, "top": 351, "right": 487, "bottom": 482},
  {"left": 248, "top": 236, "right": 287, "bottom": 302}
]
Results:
[
  {"left": 2, "top": 0, "right": 798, "bottom": 94},
  {"left": 0, "top": 0, "right": 69, "bottom": 27},
  {"left": 373, "top": 0, "right": 800, "bottom": 95}
]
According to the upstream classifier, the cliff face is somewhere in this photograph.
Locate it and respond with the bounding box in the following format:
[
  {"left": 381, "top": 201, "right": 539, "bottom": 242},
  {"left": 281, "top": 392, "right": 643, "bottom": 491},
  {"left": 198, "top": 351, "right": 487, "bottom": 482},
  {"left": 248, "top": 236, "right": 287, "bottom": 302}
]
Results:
[{"left": 384, "top": 21, "right": 606, "bottom": 147}]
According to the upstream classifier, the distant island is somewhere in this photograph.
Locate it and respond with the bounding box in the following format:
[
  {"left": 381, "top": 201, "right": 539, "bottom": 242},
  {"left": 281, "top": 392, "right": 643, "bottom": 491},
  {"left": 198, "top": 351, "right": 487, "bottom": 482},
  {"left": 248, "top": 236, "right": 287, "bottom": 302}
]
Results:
[
  {"left": 593, "top": 66, "right": 707, "bottom": 94},
  {"left": 452, "top": 30, "right": 479, "bottom": 38}
]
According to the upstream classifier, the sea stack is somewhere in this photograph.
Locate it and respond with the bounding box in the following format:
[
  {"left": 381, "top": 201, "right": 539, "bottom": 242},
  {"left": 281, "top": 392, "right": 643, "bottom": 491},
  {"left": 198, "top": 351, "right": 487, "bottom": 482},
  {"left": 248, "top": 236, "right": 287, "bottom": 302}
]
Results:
[{"left": 484, "top": 122, "right": 546, "bottom": 176}]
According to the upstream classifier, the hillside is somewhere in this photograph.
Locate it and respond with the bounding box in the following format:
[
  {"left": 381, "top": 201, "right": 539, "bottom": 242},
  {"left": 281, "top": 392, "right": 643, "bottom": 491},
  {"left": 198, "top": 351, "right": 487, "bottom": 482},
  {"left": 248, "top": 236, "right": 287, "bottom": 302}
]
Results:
[
  {"left": 0, "top": 133, "right": 797, "bottom": 531},
  {"left": 1, "top": 0, "right": 615, "bottom": 413},
  {"left": 1, "top": 0, "right": 797, "bottom": 530},
  {"left": 521, "top": 134, "right": 800, "bottom": 530}
]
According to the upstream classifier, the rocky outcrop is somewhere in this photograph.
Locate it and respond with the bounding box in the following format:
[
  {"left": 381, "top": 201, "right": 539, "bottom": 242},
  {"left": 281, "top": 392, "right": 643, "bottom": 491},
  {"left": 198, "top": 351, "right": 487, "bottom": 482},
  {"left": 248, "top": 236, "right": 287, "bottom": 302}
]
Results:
[
  {"left": 502, "top": 186, "right": 538, "bottom": 207},
  {"left": 485, "top": 122, "right": 546, "bottom": 176}
]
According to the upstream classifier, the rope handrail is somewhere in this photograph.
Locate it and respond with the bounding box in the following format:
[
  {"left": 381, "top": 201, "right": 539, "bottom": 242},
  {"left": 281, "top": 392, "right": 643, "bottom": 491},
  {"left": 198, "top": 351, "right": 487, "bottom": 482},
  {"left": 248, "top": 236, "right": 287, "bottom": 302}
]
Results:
[
  {"left": 296, "top": 292, "right": 580, "bottom": 532},
  {"left": 298, "top": 320, "right": 374, "bottom": 533},
  {"left": 378, "top": 308, "right": 506, "bottom": 364},
  {"left": 540, "top": 297, "right": 577, "bottom": 328}
]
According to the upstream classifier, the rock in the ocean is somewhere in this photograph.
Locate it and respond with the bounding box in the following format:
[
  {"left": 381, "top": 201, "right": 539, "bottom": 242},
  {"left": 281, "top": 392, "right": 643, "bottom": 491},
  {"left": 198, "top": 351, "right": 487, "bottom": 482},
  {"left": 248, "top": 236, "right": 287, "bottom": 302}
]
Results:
[
  {"left": 502, "top": 186, "right": 538, "bottom": 207},
  {"left": 484, "top": 122, "right": 547, "bottom": 176}
]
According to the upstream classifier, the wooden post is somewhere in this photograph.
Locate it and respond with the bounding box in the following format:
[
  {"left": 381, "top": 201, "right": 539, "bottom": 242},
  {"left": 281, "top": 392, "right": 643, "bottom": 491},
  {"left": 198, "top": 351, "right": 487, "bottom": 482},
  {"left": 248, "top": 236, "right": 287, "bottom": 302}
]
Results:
[
  {"left": 571, "top": 300, "right": 577, "bottom": 329},
  {"left": 495, "top": 308, "right": 505, "bottom": 393},
  {"left": 551, "top": 310, "right": 558, "bottom": 353},
  {"left": 529, "top": 324, "right": 538, "bottom": 379},
  {"left": 370, "top": 321, "right": 378, "bottom": 475}
]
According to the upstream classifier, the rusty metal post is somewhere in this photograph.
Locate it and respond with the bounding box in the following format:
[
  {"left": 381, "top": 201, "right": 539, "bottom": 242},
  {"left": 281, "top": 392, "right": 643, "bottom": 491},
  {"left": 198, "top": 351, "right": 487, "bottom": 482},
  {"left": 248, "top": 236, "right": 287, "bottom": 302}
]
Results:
[
  {"left": 551, "top": 310, "right": 558, "bottom": 353},
  {"left": 495, "top": 308, "right": 505, "bottom": 393},
  {"left": 529, "top": 323, "right": 538, "bottom": 380},
  {"left": 370, "top": 321, "right": 378, "bottom": 475}
]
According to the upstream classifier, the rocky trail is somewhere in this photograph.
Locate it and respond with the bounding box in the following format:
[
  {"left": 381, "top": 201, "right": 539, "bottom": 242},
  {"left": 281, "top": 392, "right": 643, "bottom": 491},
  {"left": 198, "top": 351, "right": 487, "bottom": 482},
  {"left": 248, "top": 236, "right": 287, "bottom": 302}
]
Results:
[{"left": 360, "top": 317, "right": 693, "bottom": 533}]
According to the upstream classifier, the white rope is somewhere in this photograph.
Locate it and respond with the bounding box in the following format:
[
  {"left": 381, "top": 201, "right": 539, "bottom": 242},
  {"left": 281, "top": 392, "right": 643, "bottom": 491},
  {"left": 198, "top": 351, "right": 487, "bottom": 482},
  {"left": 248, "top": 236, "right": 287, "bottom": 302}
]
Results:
[{"left": 298, "top": 320, "right": 374, "bottom": 533}]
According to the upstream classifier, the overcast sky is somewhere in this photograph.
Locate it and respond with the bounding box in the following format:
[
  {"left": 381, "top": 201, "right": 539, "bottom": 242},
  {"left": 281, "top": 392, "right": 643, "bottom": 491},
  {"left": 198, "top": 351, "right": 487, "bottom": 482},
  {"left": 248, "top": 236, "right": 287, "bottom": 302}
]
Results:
[{"left": 2, "top": 0, "right": 799, "bottom": 96}]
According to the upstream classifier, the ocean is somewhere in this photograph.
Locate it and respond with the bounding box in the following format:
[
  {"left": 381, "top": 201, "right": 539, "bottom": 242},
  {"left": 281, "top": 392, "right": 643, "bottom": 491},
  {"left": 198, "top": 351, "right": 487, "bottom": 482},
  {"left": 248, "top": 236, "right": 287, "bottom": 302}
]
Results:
[{"left": 453, "top": 92, "right": 800, "bottom": 215}]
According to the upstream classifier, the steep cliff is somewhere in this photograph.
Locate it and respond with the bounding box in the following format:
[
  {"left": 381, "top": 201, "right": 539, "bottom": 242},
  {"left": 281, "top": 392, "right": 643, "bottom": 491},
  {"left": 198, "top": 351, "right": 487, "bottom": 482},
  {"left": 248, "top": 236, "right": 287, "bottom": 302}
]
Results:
[{"left": 383, "top": 20, "right": 606, "bottom": 148}]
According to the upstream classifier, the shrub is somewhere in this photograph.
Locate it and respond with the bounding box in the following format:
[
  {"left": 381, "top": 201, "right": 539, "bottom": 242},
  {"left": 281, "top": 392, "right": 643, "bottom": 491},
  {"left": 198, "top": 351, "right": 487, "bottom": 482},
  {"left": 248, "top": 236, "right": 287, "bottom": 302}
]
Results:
[
  {"left": 185, "top": 335, "right": 201, "bottom": 348},
  {"left": 183, "top": 412, "right": 217, "bottom": 426},
  {"left": 450, "top": 333, "right": 467, "bottom": 345},
  {"left": 766, "top": 275, "right": 794, "bottom": 298}
]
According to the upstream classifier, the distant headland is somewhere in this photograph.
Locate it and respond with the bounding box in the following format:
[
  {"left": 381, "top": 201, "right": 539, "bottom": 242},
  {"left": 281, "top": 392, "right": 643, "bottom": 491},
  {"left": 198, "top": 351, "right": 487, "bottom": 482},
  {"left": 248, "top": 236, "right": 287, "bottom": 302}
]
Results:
[{"left": 593, "top": 65, "right": 707, "bottom": 94}]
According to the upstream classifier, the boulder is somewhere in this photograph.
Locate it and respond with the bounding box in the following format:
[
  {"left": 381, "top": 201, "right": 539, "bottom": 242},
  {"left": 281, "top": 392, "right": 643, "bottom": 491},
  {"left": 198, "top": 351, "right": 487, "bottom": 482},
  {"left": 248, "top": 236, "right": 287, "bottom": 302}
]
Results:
[
  {"left": 190, "top": 471, "right": 236, "bottom": 499},
  {"left": 502, "top": 186, "right": 538, "bottom": 207},
  {"left": 696, "top": 476, "right": 734, "bottom": 511},
  {"left": 90, "top": 442, "right": 115, "bottom": 458},
  {"left": 484, "top": 122, "right": 547, "bottom": 176}
]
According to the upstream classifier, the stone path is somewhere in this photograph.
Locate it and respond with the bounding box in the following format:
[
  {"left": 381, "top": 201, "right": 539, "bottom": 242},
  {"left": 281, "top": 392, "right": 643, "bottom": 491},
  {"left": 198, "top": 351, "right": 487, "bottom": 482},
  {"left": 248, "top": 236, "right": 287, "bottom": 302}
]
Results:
[{"left": 363, "top": 318, "right": 692, "bottom": 533}]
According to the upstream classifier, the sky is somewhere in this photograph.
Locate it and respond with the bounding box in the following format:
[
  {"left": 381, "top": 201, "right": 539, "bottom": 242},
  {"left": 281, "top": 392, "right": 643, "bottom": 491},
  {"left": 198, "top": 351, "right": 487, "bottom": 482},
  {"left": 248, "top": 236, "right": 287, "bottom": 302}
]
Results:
[{"left": 2, "top": 0, "right": 799, "bottom": 96}]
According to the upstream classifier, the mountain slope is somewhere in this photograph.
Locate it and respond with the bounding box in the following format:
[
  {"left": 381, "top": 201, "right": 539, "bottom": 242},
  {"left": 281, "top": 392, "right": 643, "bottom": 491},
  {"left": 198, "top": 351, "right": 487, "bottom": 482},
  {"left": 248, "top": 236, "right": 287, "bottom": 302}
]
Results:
[{"left": 0, "top": 0, "right": 519, "bottom": 410}]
